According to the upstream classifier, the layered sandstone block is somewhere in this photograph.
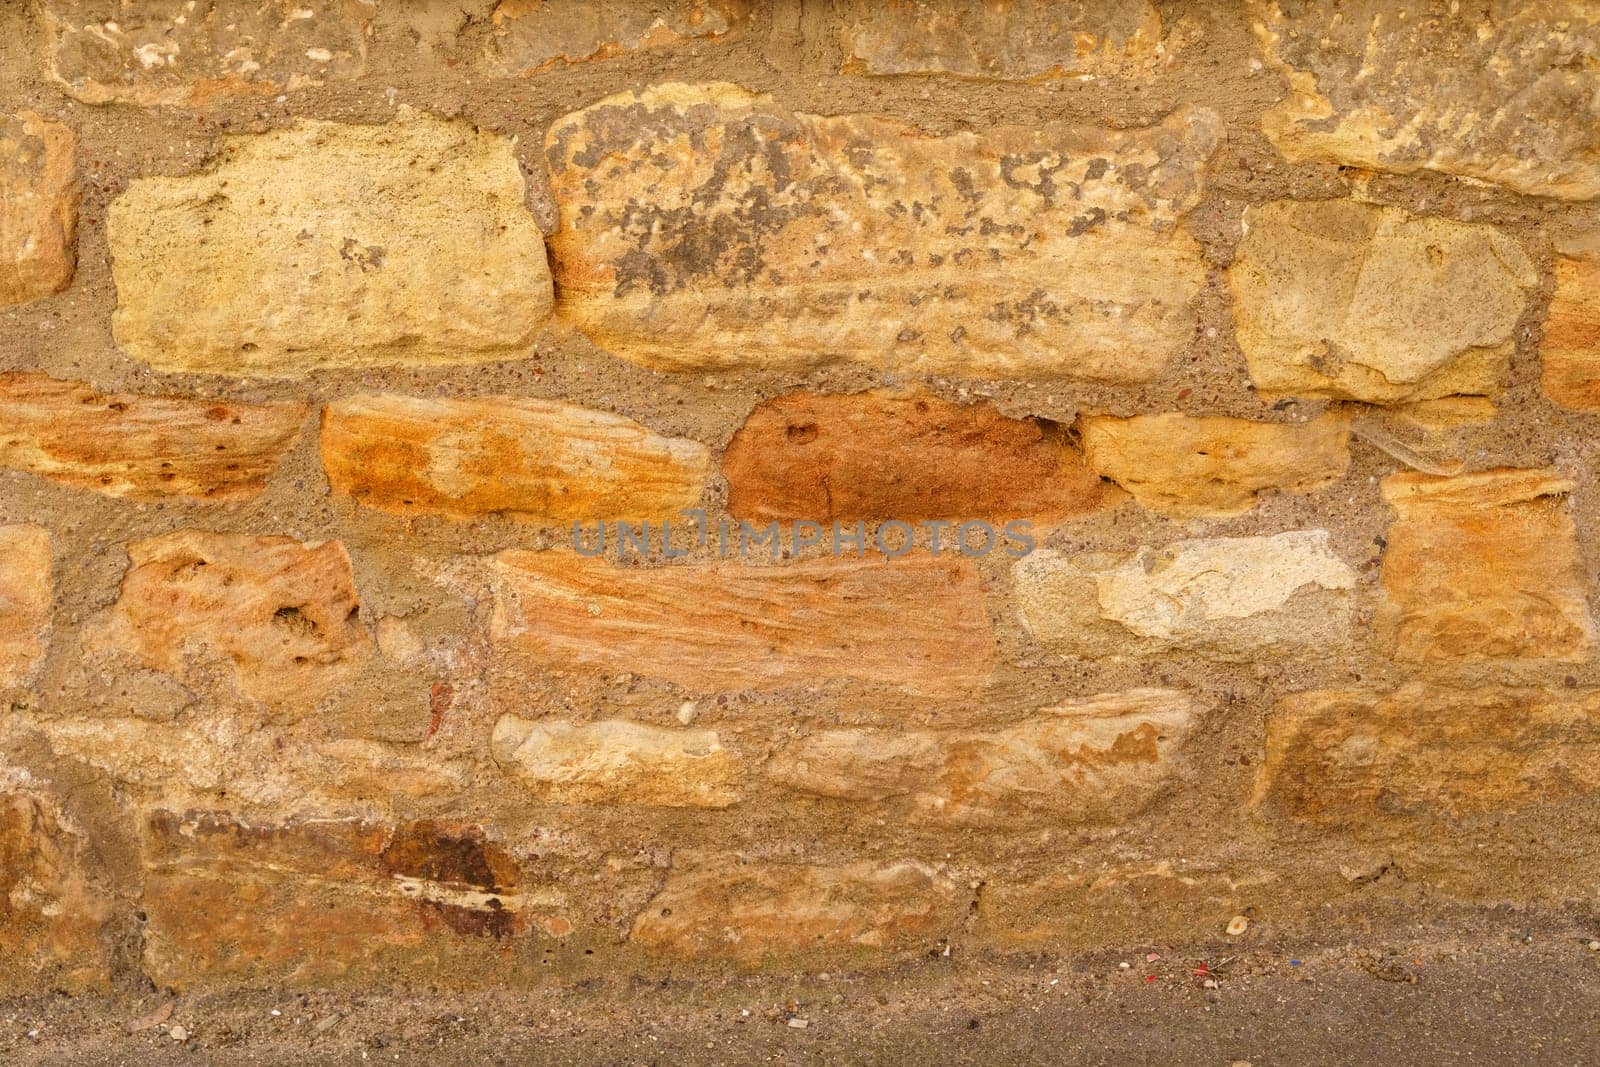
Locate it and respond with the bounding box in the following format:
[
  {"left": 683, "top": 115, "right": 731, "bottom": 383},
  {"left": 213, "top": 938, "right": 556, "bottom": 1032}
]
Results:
[
  {"left": 0, "top": 788, "right": 114, "bottom": 993},
  {"left": 109, "top": 110, "right": 552, "bottom": 375},
  {"left": 1255, "top": 684, "right": 1600, "bottom": 825},
  {"left": 1078, "top": 412, "right": 1350, "bottom": 518},
  {"left": 769, "top": 689, "right": 1200, "bottom": 824},
  {"left": 140, "top": 811, "right": 563, "bottom": 988},
  {"left": 1377, "top": 468, "right": 1595, "bottom": 662},
  {"left": 1542, "top": 256, "right": 1600, "bottom": 409},
  {"left": 0, "top": 525, "right": 53, "bottom": 689},
  {"left": 321, "top": 394, "right": 708, "bottom": 522},
  {"left": 0, "top": 373, "right": 303, "bottom": 499},
  {"left": 1230, "top": 200, "right": 1536, "bottom": 403},
  {"left": 1016, "top": 530, "right": 1355, "bottom": 660},
  {"left": 492, "top": 551, "right": 995, "bottom": 698},
  {"left": 0, "top": 112, "right": 76, "bottom": 307},
  {"left": 834, "top": 0, "right": 1168, "bottom": 80},
  {"left": 1252, "top": 0, "right": 1600, "bottom": 200},
  {"left": 545, "top": 83, "right": 1220, "bottom": 380},
  {"left": 484, "top": 0, "right": 747, "bottom": 76},
  {"left": 84, "top": 531, "right": 373, "bottom": 709},
  {"left": 723, "top": 390, "right": 1111, "bottom": 522},
  {"left": 492, "top": 717, "right": 743, "bottom": 809},
  {"left": 630, "top": 860, "right": 967, "bottom": 966},
  {"left": 41, "top": 0, "right": 372, "bottom": 107}
]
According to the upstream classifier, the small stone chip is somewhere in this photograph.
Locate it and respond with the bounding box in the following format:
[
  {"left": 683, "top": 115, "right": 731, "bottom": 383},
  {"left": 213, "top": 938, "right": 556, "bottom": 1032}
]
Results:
[{"left": 1226, "top": 915, "right": 1249, "bottom": 936}]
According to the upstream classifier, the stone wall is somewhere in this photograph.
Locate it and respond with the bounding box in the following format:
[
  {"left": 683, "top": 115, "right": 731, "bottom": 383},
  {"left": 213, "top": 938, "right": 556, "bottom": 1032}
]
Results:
[{"left": 4, "top": 0, "right": 1600, "bottom": 993}]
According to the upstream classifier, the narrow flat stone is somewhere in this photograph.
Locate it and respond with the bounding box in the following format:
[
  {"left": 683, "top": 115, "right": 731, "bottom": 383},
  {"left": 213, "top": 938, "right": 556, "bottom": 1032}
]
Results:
[
  {"left": 1378, "top": 468, "right": 1595, "bottom": 662},
  {"left": 492, "top": 716, "right": 743, "bottom": 808},
  {"left": 1255, "top": 683, "right": 1600, "bottom": 824},
  {"left": 835, "top": 0, "right": 1168, "bottom": 81},
  {"left": 484, "top": 0, "right": 747, "bottom": 76},
  {"left": 0, "top": 525, "right": 52, "bottom": 689},
  {"left": 769, "top": 689, "right": 1200, "bottom": 823},
  {"left": 1230, "top": 199, "right": 1536, "bottom": 403},
  {"left": 1253, "top": 0, "right": 1600, "bottom": 200},
  {"left": 492, "top": 551, "right": 995, "bottom": 698},
  {"left": 0, "top": 112, "right": 76, "bottom": 307},
  {"left": 1079, "top": 412, "right": 1350, "bottom": 518},
  {"left": 0, "top": 373, "right": 304, "bottom": 499},
  {"left": 1542, "top": 256, "right": 1600, "bottom": 409},
  {"left": 630, "top": 860, "right": 966, "bottom": 966},
  {"left": 109, "top": 110, "right": 551, "bottom": 376},
  {"left": 83, "top": 530, "right": 373, "bottom": 709},
  {"left": 723, "top": 390, "right": 1111, "bottom": 522},
  {"left": 41, "top": 0, "right": 372, "bottom": 107},
  {"left": 321, "top": 394, "right": 708, "bottom": 521},
  {"left": 546, "top": 83, "right": 1220, "bottom": 381},
  {"left": 1016, "top": 530, "right": 1356, "bottom": 660},
  {"left": 140, "top": 811, "right": 561, "bottom": 988}
]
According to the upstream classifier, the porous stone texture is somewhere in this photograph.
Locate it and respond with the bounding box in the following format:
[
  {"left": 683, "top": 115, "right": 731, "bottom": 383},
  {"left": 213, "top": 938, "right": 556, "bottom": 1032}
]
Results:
[
  {"left": 834, "top": 0, "right": 1168, "bottom": 81},
  {"left": 41, "top": 0, "right": 373, "bottom": 107},
  {"left": 545, "top": 83, "right": 1220, "bottom": 380},
  {"left": 108, "top": 110, "right": 552, "bottom": 376},
  {"left": 492, "top": 551, "right": 995, "bottom": 698},
  {"left": 83, "top": 531, "right": 373, "bottom": 711},
  {"left": 723, "top": 390, "right": 1111, "bottom": 522},
  {"left": 1377, "top": 468, "right": 1595, "bottom": 663},
  {"left": 321, "top": 394, "right": 709, "bottom": 522},
  {"left": 0, "top": 373, "right": 304, "bottom": 499},
  {"left": 1255, "top": 684, "right": 1600, "bottom": 826},
  {"left": 0, "top": 111, "right": 76, "bottom": 307},
  {"left": 492, "top": 716, "right": 743, "bottom": 809},
  {"left": 1252, "top": 0, "right": 1600, "bottom": 200},
  {"left": 1078, "top": 412, "right": 1350, "bottom": 518},
  {"left": 1015, "top": 530, "right": 1356, "bottom": 660},
  {"left": 1230, "top": 199, "right": 1537, "bottom": 403},
  {"left": 0, "top": 525, "right": 53, "bottom": 689},
  {"left": 769, "top": 689, "right": 1200, "bottom": 824},
  {"left": 484, "top": 0, "right": 748, "bottom": 76},
  {"left": 630, "top": 860, "right": 967, "bottom": 967},
  {"left": 1541, "top": 255, "right": 1600, "bottom": 409}
]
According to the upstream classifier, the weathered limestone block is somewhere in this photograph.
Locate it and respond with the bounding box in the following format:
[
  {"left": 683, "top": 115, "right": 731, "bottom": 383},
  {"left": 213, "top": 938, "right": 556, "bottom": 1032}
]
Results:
[
  {"left": 1078, "top": 412, "right": 1350, "bottom": 518},
  {"left": 492, "top": 716, "right": 742, "bottom": 808},
  {"left": 321, "top": 394, "right": 709, "bottom": 522},
  {"left": 0, "top": 525, "right": 52, "bottom": 689},
  {"left": 1542, "top": 256, "right": 1600, "bottom": 409},
  {"left": 0, "top": 373, "right": 303, "bottom": 499},
  {"left": 1255, "top": 683, "right": 1600, "bottom": 824},
  {"left": 834, "top": 0, "right": 1168, "bottom": 80},
  {"left": 492, "top": 551, "right": 994, "bottom": 698},
  {"left": 769, "top": 689, "right": 1199, "bottom": 823},
  {"left": 1230, "top": 200, "right": 1536, "bottom": 402},
  {"left": 1016, "top": 529, "right": 1355, "bottom": 660},
  {"left": 484, "top": 0, "right": 747, "bottom": 76},
  {"left": 141, "top": 811, "right": 565, "bottom": 988},
  {"left": 41, "top": 0, "right": 373, "bottom": 106},
  {"left": 109, "top": 110, "right": 552, "bottom": 376},
  {"left": 0, "top": 786, "right": 114, "bottom": 992},
  {"left": 723, "top": 390, "right": 1111, "bottom": 522},
  {"left": 1252, "top": 0, "right": 1600, "bottom": 200},
  {"left": 1378, "top": 468, "right": 1595, "bottom": 662},
  {"left": 0, "top": 112, "right": 76, "bottom": 307},
  {"left": 630, "top": 860, "right": 966, "bottom": 966},
  {"left": 546, "top": 83, "right": 1221, "bottom": 380},
  {"left": 7, "top": 712, "right": 465, "bottom": 806},
  {"left": 83, "top": 531, "right": 373, "bottom": 709}
]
